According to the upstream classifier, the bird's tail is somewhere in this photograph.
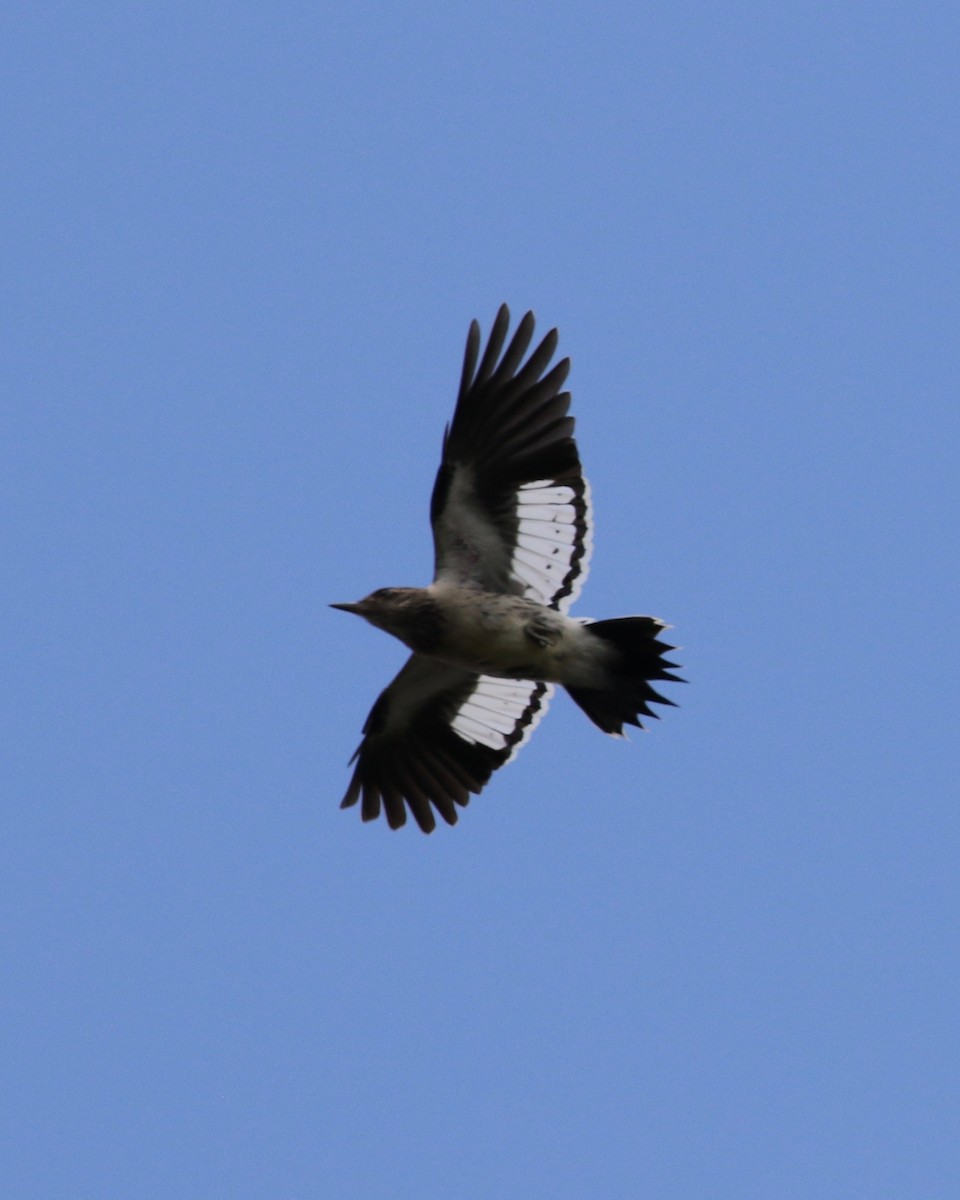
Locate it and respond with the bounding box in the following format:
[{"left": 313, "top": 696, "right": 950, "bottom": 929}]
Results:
[{"left": 566, "top": 616, "right": 683, "bottom": 735}]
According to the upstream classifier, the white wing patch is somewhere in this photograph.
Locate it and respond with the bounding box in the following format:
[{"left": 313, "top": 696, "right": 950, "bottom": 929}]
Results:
[
  {"left": 451, "top": 676, "right": 555, "bottom": 760},
  {"left": 511, "top": 479, "right": 594, "bottom": 611}
]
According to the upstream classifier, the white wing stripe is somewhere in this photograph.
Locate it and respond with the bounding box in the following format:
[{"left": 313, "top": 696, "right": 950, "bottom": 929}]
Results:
[
  {"left": 515, "top": 504, "right": 578, "bottom": 523},
  {"left": 512, "top": 560, "right": 549, "bottom": 594},
  {"left": 451, "top": 713, "right": 505, "bottom": 745},
  {"left": 450, "top": 677, "right": 555, "bottom": 757},
  {"left": 517, "top": 532, "right": 578, "bottom": 558},
  {"left": 504, "top": 475, "right": 593, "bottom": 611},
  {"left": 458, "top": 707, "right": 522, "bottom": 735},
  {"left": 517, "top": 523, "right": 578, "bottom": 545},
  {"left": 517, "top": 484, "right": 578, "bottom": 505}
]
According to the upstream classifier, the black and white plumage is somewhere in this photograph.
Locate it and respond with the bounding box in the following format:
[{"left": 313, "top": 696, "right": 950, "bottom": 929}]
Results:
[{"left": 332, "top": 305, "right": 681, "bottom": 832}]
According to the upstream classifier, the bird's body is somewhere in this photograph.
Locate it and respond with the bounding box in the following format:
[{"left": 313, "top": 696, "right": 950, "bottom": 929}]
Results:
[
  {"left": 333, "top": 305, "right": 681, "bottom": 832},
  {"left": 338, "top": 584, "right": 607, "bottom": 684},
  {"left": 427, "top": 585, "right": 589, "bottom": 681}
]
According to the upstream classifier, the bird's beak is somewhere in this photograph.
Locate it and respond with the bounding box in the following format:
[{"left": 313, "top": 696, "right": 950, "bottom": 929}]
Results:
[{"left": 330, "top": 601, "right": 363, "bottom": 615}]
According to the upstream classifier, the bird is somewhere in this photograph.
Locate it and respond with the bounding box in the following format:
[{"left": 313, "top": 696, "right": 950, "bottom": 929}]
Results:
[{"left": 332, "top": 304, "right": 681, "bottom": 832}]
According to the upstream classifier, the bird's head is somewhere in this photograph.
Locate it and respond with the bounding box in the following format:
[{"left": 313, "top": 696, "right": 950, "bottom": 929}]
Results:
[{"left": 330, "top": 587, "right": 442, "bottom": 652}]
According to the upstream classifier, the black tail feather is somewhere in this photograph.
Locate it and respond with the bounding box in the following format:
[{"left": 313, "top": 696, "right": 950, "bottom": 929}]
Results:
[{"left": 566, "top": 616, "right": 683, "bottom": 736}]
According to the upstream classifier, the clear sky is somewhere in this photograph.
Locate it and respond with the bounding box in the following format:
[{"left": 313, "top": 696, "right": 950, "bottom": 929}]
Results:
[{"left": 4, "top": 3, "right": 958, "bottom": 1197}]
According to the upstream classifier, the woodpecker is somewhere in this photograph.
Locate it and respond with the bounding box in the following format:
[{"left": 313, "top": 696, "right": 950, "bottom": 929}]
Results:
[{"left": 332, "top": 305, "right": 681, "bottom": 832}]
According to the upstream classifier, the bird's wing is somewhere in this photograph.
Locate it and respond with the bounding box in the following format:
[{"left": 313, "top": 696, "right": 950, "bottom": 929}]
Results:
[
  {"left": 341, "top": 653, "right": 553, "bottom": 832},
  {"left": 430, "top": 305, "right": 593, "bottom": 612}
]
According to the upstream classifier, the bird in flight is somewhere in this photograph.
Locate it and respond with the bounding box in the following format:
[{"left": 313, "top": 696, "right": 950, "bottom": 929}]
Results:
[{"left": 332, "top": 305, "right": 681, "bottom": 832}]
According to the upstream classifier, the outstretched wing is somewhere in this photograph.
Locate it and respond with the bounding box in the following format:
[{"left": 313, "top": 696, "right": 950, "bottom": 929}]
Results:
[
  {"left": 430, "top": 305, "right": 593, "bottom": 612},
  {"left": 341, "top": 654, "right": 552, "bottom": 833}
]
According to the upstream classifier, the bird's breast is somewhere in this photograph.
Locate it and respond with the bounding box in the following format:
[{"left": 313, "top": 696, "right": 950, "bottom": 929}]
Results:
[{"left": 428, "top": 588, "right": 589, "bottom": 682}]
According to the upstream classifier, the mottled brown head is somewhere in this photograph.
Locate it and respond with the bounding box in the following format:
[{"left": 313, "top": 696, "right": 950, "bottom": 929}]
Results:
[{"left": 330, "top": 587, "right": 443, "bottom": 654}]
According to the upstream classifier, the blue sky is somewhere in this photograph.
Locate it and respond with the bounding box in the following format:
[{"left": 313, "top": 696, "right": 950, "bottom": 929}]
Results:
[{"left": 3, "top": 3, "right": 958, "bottom": 1196}]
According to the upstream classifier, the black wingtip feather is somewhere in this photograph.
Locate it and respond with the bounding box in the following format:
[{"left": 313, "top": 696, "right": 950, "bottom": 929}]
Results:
[
  {"left": 473, "top": 305, "right": 515, "bottom": 387},
  {"left": 457, "top": 321, "right": 481, "bottom": 404}
]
